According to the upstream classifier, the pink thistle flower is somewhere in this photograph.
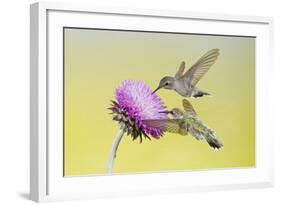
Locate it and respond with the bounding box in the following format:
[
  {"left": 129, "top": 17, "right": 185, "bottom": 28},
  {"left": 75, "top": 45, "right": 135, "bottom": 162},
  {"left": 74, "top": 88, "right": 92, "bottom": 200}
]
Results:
[{"left": 110, "top": 80, "right": 168, "bottom": 141}]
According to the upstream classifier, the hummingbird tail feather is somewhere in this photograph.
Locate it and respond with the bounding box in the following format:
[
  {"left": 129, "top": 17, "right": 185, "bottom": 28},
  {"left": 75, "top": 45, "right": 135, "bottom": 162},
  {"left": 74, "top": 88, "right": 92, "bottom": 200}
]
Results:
[{"left": 206, "top": 134, "right": 223, "bottom": 149}]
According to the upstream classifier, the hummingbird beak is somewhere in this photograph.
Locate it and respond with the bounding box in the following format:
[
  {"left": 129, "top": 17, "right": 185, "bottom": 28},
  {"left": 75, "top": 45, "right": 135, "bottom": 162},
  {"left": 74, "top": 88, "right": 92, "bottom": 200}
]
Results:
[
  {"left": 159, "top": 110, "right": 171, "bottom": 114},
  {"left": 152, "top": 86, "right": 161, "bottom": 94}
]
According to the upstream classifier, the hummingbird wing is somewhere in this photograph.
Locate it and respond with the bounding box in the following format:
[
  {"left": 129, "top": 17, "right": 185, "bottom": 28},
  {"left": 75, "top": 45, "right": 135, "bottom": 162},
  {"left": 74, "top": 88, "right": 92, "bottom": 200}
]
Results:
[
  {"left": 174, "top": 61, "right": 185, "bottom": 79},
  {"left": 143, "top": 119, "right": 188, "bottom": 135},
  {"left": 183, "top": 48, "right": 219, "bottom": 86},
  {"left": 166, "top": 119, "right": 188, "bottom": 135},
  {"left": 182, "top": 99, "right": 197, "bottom": 115}
]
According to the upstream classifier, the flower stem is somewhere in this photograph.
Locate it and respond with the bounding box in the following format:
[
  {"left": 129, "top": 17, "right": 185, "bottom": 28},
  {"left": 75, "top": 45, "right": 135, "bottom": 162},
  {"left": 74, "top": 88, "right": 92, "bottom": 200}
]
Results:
[{"left": 107, "top": 123, "right": 125, "bottom": 174}]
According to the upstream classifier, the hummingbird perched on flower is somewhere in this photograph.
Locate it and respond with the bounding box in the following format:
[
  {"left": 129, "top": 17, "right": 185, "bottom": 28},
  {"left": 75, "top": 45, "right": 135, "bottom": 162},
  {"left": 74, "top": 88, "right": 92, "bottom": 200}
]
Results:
[
  {"left": 153, "top": 49, "right": 220, "bottom": 98},
  {"left": 144, "top": 99, "right": 223, "bottom": 149}
]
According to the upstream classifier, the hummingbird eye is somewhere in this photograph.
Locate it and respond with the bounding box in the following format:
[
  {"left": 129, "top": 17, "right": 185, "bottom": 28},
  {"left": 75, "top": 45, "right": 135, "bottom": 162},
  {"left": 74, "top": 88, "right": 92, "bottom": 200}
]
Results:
[{"left": 165, "top": 82, "right": 169, "bottom": 86}]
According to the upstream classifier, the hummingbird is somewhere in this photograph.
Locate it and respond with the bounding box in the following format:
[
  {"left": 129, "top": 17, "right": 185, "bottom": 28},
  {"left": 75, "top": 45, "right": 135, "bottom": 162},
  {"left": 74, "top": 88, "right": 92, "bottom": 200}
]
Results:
[
  {"left": 144, "top": 99, "right": 223, "bottom": 149},
  {"left": 153, "top": 48, "right": 220, "bottom": 98}
]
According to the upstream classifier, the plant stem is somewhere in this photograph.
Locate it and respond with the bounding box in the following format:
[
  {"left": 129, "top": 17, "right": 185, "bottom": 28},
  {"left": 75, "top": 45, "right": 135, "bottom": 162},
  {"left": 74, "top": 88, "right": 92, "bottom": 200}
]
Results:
[{"left": 107, "top": 123, "right": 125, "bottom": 174}]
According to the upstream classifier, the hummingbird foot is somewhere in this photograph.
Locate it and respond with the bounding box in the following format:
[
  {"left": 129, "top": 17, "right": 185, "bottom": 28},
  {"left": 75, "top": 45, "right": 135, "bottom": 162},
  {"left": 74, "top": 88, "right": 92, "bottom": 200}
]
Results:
[{"left": 192, "top": 91, "right": 211, "bottom": 98}]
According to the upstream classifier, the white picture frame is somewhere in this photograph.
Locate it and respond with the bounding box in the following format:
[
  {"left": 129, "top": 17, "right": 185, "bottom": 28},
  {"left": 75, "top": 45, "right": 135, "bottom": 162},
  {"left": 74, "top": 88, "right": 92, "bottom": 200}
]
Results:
[{"left": 30, "top": 2, "right": 274, "bottom": 202}]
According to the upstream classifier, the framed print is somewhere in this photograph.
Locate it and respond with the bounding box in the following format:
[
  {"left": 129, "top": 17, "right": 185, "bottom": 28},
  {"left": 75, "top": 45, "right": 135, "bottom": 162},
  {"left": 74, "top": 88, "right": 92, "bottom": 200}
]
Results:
[{"left": 30, "top": 2, "right": 274, "bottom": 202}]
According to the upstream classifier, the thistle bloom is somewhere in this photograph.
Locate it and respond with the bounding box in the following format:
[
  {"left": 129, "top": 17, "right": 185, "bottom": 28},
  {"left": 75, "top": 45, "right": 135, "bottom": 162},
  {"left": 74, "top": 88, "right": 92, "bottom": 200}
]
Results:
[
  {"left": 114, "top": 80, "right": 167, "bottom": 139},
  {"left": 108, "top": 80, "right": 168, "bottom": 174}
]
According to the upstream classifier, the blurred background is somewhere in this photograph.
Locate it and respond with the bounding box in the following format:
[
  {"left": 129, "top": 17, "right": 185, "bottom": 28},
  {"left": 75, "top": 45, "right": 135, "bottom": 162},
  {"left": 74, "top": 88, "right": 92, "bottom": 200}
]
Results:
[{"left": 64, "top": 28, "right": 255, "bottom": 176}]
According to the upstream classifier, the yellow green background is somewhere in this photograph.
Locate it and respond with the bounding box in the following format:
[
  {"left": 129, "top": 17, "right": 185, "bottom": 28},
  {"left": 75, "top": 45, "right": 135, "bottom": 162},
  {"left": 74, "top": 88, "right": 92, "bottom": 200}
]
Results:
[{"left": 64, "top": 28, "right": 255, "bottom": 176}]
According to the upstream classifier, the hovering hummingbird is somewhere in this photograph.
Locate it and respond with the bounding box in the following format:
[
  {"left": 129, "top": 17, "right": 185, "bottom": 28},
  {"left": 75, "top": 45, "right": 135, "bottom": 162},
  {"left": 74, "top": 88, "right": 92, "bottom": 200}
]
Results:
[
  {"left": 153, "top": 49, "right": 220, "bottom": 98},
  {"left": 144, "top": 99, "right": 223, "bottom": 149}
]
